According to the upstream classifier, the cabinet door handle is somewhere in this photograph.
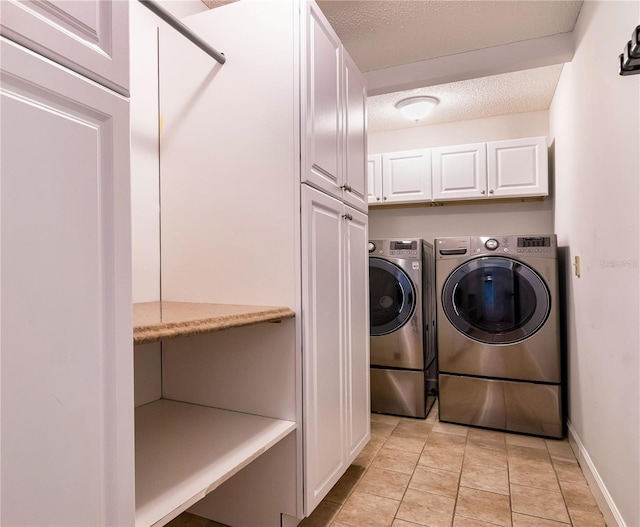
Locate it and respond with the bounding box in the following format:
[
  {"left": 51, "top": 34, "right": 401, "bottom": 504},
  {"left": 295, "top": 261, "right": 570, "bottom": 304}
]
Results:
[
  {"left": 481, "top": 190, "right": 486, "bottom": 195},
  {"left": 383, "top": 196, "right": 387, "bottom": 201},
  {"left": 341, "top": 184, "right": 352, "bottom": 192},
  {"left": 342, "top": 213, "right": 353, "bottom": 221},
  {"left": 489, "top": 189, "right": 494, "bottom": 194},
  {"left": 376, "top": 197, "right": 381, "bottom": 201}
]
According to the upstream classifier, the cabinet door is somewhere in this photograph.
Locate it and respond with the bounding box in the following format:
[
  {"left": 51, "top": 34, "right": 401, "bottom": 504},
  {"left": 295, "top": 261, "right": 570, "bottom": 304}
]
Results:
[
  {"left": 0, "top": 0, "right": 129, "bottom": 95},
  {"left": 487, "top": 137, "right": 548, "bottom": 198},
  {"left": 432, "top": 143, "right": 487, "bottom": 201},
  {"left": 301, "top": 185, "right": 345, "bottom": 513},
  {"left": 343, "top": 206, "right": 370, "bottom": 461},
  {"left": 367, "top": 154, "right": 383, "bottom": 204},
  {"left": 342, "top": 50, "right": 367, "bottom": 213},
  {"left": 302, "top": 2, "right": 342, "bottom": 199},
  {"left": 382, "top": 149, "right": 432, "bottom": 203},
  {"left": 0, "top": 38, "right": 134, "bottom": 526}
]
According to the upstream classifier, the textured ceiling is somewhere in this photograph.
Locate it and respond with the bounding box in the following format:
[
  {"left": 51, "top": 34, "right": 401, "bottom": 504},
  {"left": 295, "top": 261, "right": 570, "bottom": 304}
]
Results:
[
  {"left": 367, "top": 64, "right": 563, "bottom": 133},
  {"left": 316, "top": 0, "right": 582, "bottom": 73},
  {"left": 315, "top": 0, "right": 582, "bottom": 131},
  {"left": 200, "top": 0, "right": 582, "bottom": 130}
]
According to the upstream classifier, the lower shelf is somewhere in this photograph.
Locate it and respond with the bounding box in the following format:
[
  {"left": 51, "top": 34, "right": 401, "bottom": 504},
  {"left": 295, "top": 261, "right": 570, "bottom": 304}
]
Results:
[{"left": 135, "top": 399, "right": 296, "bottom": 527}]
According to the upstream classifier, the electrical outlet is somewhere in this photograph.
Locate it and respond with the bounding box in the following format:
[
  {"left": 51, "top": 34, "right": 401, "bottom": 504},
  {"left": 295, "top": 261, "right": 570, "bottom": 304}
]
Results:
[{"left": 574, "top": 255, "right": 581, "bottom": 277}]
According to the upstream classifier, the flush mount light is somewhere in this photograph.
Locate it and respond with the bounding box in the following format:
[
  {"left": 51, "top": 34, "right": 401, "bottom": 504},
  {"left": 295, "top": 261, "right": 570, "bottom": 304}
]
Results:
[{"left": 395, "top": 96, "right": 439, "bottom": 121}]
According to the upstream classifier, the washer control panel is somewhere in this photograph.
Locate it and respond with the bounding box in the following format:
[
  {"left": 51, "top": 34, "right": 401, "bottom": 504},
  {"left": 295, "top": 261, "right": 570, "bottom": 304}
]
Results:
[{"left": 369, "top": 239, "right": 421, "bottom": 258}]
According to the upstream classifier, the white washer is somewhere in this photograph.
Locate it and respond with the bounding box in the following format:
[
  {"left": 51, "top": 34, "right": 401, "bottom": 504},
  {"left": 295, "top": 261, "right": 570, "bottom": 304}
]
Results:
[{"left": 435, "top": 234, "right": 562, "bottom": 437}]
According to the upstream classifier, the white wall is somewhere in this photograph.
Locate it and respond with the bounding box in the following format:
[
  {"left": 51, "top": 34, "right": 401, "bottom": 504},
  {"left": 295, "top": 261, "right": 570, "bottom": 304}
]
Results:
[
  {"left": 368, "top": 110, "right": 549, "bottom": 153},
  {"left": 130, "top": 0, "right": 210, "bottom": 405},
  {"left": 368, "top": 111, "right": 554, "bottom": 242},
  {"left": 549, "top": 2, "right": 640, "bottom": 526},
  {"left": 130, "top": 0, "right": 208, "bottom": 304}
]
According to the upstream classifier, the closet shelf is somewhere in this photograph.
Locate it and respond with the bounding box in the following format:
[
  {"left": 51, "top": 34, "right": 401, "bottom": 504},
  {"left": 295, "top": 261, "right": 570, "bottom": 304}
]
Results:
[
  {"left": 135, "top": 399, "right": 296, "bottom": 527},
  {"left": 133, "top": 301, "right": 295, "bottom": 344}
]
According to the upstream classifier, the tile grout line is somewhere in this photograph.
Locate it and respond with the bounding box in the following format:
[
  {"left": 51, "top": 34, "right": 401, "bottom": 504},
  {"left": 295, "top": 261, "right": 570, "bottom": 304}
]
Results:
[{"left": 450, "top": 431, "right": 466, "bottom": 527}]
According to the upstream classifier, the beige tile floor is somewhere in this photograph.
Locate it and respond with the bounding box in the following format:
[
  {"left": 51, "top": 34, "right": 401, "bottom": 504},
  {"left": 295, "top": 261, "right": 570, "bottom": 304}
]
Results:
[
  {"left": 167, "top": 401, "right": 607, "bottom": 527},
  {"left": 300, "top": 402, "right": 607, "bottom": 527}
]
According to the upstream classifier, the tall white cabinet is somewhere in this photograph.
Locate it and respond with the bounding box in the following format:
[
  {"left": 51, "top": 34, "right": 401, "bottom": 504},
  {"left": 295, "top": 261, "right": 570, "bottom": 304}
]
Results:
[
  {"left": 0, "top": 3, "right": 133, "bottom": 525},
  {"left": 301, "top": 186, "right": 369, "bottom": 512},
  {"left": 301, "top": 1, "right": 369, "bottom": 512}
]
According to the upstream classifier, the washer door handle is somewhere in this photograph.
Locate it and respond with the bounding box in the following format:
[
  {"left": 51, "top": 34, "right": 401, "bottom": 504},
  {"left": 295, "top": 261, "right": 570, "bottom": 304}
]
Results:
[{"left": 396, "top": 282, "right": 405, "bottom": 315}]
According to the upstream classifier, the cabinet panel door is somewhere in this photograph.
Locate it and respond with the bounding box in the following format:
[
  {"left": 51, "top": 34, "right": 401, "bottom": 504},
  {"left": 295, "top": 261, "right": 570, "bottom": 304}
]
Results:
[
  {"left": 302, "top": 2, "right": 342, "bottom": 199},
  {"left": 487, "top": 137, "right": 548, "bottom": 197},
  {"left": 0, "top": 38, "right": 134, "bottom": 526},
  {"left": 382, "top": 149, "right": 432, "bottom": 203},
  {"left": 301, "top": 185, "right": 345, "bottom": 513},
  {"left": 367, "top": 154, "right": 383, "bottom": 204},
  {"left": 432, "top": 143, "right": 487, "bottom": 201},
  {"left": 0, "top": 0, "right": 129, "bottom": 95},
  {"left": 343, "top": 50, "right": 367, "bottom": 213},
  {"left": 343, "top": 206, "right": 370, "bottom": 461}
]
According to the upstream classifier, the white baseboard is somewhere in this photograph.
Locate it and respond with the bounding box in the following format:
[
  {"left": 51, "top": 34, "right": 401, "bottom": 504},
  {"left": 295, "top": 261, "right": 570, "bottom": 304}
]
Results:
[{"left": 567, "top": 421, "right": 626, "bottom": 527}]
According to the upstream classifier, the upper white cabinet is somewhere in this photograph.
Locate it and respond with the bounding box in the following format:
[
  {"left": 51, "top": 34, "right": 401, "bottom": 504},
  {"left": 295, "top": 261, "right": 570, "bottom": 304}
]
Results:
[
  {"left": 432, "top": 143, "right": 487, "bottom": 201},
  {"left": 302, "top": 2, "right": 367, "bottom": 213},
  {"left": 0, "top": 0, "right": 129, "bottom": 95},
  {"left": 380, "top": 149, "right": 432, "bottom": 204},
  {"left": 302, "top": 1, "right": 342, "bottom": 197},
  {"left": 0, "top": 36, "right": 133, "bottom": 526},
  {"left": 367, "top": 154, "right": 382, "bottom": 204},
  {"left": 342, "top": 50, "right": 368, "bottom": 212},
  {"left": 487, "top": 137, "right": 548, "bottom": 198},
  {"left": 372, "top": 136, "right": 549, "bottom": 205}
]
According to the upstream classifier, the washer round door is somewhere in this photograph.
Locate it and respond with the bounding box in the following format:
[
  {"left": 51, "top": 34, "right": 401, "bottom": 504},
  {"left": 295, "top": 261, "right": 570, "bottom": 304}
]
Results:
[
  {"left": 369, "top": 257, "right": 416, "bottom": 336},
  {"left": 442, "top": 256, "right": 550, "bottom": 344}
]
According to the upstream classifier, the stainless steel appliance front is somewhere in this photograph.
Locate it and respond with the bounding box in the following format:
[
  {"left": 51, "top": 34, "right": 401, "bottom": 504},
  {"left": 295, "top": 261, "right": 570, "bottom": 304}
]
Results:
[
  {"left": 435, "top": 235, "right": 562, "bottom": 437},
  {"left": 369, "top": 239, "right": 436, "bottom": 418}
]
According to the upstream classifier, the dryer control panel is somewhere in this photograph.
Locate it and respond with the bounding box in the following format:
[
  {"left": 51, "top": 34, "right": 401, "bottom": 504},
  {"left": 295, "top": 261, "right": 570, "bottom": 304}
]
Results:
[
  {"left": 436, "top": 235, "right": 557, "bottom": 259},
  {"left": 471, "top": 235, "right": 556, "bottom": 258}
]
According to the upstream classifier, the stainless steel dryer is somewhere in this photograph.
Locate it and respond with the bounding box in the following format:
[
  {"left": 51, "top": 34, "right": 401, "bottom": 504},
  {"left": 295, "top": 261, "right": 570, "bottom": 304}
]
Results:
[
  {"left": 435, "top": 235, "right": 562, "bottom": 437},
  {"left": 369, "top": 239, "right": 437, "bottom": 418}
]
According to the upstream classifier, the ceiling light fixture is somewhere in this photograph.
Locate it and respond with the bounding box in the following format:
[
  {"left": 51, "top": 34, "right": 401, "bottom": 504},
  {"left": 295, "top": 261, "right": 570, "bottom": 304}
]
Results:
[{"left": 395, "top": 96, "right": 439, "bottom": 121}]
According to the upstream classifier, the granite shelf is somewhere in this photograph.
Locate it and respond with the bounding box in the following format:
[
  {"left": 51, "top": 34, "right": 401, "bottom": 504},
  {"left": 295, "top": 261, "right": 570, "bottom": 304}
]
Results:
[{"left": 133, "top": 301, "right": 295, "bottom": 345}]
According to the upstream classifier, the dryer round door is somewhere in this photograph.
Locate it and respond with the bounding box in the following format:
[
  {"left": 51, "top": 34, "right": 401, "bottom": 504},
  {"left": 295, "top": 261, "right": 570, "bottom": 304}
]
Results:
[
  {"left": 442, "top": 256, "right": 550, "bottom": 344},
  {"left": 369, "top": 257, "right": 417, "bottom": 336}
]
